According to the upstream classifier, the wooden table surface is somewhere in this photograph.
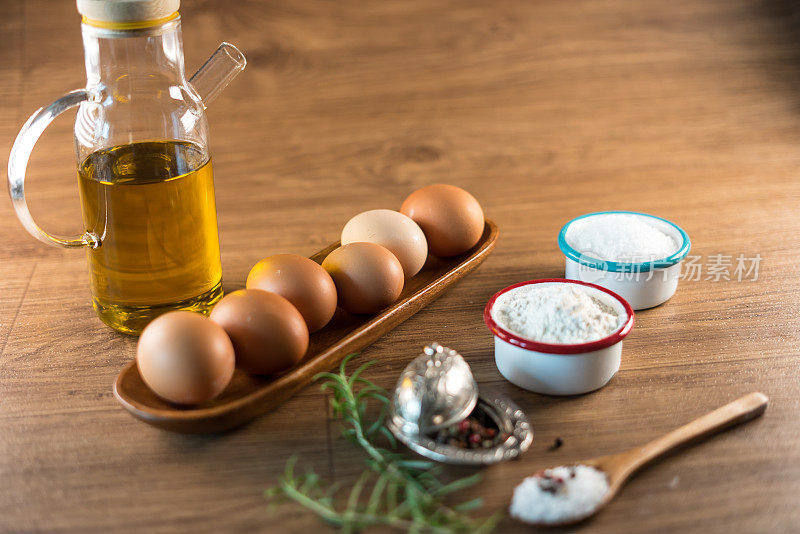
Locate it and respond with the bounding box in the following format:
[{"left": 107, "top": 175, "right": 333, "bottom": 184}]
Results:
[{"left": 2, "top": 1, "right": 799, "bottom": 532}]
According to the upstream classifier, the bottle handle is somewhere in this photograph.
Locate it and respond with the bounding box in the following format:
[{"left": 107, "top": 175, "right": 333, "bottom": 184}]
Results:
[{"left": 7, "top": 89, "right": 101, "bottom": 249}]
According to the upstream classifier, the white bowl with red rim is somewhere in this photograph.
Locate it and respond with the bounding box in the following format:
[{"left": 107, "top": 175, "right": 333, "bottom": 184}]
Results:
[{"left": 484, "top": 279, "right": 635, "bottom": 396}]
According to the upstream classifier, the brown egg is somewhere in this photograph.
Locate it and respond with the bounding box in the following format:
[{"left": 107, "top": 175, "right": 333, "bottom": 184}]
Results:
[
  {"left": 136, "top": 311, "right": 235, "bottom": 406},
  {"left": 322, "top": 242, "right": 404, "bottom": 314},
  {"left": 210, "top": 289, "right": 309, "bottom": 375},
  {"left": 341, "top": 209, "right": 428, "bottom": 278},
  {"left": 246, "top": 254, "right": 337, "bottom": 332},
  {"left": 400, "top": 184, "right": 484, "bottom": 257}
]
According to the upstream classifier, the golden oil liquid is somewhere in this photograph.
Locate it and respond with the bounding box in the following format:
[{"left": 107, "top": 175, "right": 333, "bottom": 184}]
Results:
[{"left": 78, "top": 141, "right": 223, "bottom": 335}]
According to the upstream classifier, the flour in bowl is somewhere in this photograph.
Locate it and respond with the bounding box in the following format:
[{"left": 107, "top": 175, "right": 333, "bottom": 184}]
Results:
[
  {"left": 565, "top": 213, "right": 678, "bottom": 263},
  {"left": 492, "top": 284, "right": 620, "bottom": 344}
]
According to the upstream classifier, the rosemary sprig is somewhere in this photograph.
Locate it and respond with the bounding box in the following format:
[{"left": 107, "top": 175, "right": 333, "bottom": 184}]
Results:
[{"left": 265, "top": 354, "right": 502, "bottom": 533}]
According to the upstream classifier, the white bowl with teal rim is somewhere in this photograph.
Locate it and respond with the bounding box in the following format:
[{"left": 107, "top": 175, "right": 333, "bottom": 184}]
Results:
[{"left": 558, "top": 211, "right": 691, "bottom": 310}]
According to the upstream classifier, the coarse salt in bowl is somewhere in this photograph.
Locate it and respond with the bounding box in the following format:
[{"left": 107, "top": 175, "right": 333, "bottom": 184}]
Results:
[
  {"left": 558, "top": 211, "right": 691, "bottom": 310},
  {"left": 484, "top": 279, "right": 634, "bottom": 396}
]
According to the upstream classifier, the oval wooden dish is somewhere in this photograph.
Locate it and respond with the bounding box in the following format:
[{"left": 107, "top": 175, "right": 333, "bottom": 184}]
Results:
[{"left": 114, "top": 219, "right": 498, "bottom": 433}]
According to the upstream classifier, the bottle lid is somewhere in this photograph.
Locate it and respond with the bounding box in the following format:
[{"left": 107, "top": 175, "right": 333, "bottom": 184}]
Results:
[
  {"left": 77, "top": 0, "right": 180, "bottom": 27},
  {"left": 391, "top": 343, "right": 478, "bottom": 434}
]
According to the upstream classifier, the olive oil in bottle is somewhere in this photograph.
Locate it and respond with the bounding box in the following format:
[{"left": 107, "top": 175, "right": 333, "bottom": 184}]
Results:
[{"left": 78, "top": 141, "right": 223, "bottom": 334}]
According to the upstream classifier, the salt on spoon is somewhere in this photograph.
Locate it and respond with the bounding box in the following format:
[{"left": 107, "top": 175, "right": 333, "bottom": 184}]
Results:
[{"left": 511, "top": 392, "right": 768, "bottom": 527}]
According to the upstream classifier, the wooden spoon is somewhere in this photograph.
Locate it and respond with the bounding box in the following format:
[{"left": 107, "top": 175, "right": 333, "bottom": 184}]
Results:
[{"left": 517, "top": 391, "right": 769, "bottom": 527}]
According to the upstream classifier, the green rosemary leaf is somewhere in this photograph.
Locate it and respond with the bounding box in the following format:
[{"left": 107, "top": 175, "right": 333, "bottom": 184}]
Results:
[
  {"left": 314, "top": 372, "right": 339, "bottom": 384},
  {"left": 396, "top": 459, "right": 435, "bottom": 471},
  {"left": 350, "top": 376, "right": 376, "bottom": 387},
  {"left": 357, "top": 400, "right": 366, "bottom": 421},
  {"left": 322, "top": 481, "right": 344, "bottom": 507},
  {"left": 404, "top": 484, "right": 425, "bottom": 523},
  {"left": 353, "top": 383, "right": 385, "bottom": 399},
  {"left": 284, "top": 455, "right": 298, "bottom": 480},
  {"left": 432, "top": 472, "right": 483, "bottom": 496},
  {"left": 339, "top": 352, "right": 360, "bottom": 376},
  {"left": 378, "top": 425, "right": 398, "bottom": 449},
  {"left": 345, "top": 471, "right": 370, "bottom": 515},
  {"left": 356, "top": 389, "right": 390, "bottom": 404},
  {"left": 347, "top": 359, "right": 377, "bottom": 388},
  {"left": 474, "top": 511, "right": 505, "bottom": 534},
  {"left": 452, "top": 497, "right": 484, "bottom": 512},
  {"left": 298, "top": 472, "right": 320, "bottom": 495},
  {"left": 366, "top": 470, "right": 390, "bottom": 515},
  {"left": 365, "top": 405, "right": 389, "bottom": 437},
  {"left": 263, "top": 486, "right": 282, "bottom": 501},
  {"left": 266, "top": 355, "right": 501, "bottom": 533},
  {"left": 386, "top": 479, "right": 399, "bottom": 512}
]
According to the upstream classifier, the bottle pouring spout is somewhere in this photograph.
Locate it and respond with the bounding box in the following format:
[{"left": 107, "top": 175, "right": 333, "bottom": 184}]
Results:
[{"left": 189, "top": 42, "right": 246, "bottom": 109}]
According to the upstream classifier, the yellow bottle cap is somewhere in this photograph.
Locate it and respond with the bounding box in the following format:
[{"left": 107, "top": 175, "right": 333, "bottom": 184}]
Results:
[{"left": 77, "top": 0, "right": 180, "bottom": 29}]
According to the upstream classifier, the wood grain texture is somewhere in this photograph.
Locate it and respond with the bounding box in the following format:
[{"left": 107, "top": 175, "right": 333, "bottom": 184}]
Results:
[
  {"left": 1, "top": 0, "right": 799, "bottom": 532},
  {"left": 531, "top": 392, "right": 771, "bottom": 527},
  {"left": 114, "top": 220, "right": 497, "bottom": 433}
]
